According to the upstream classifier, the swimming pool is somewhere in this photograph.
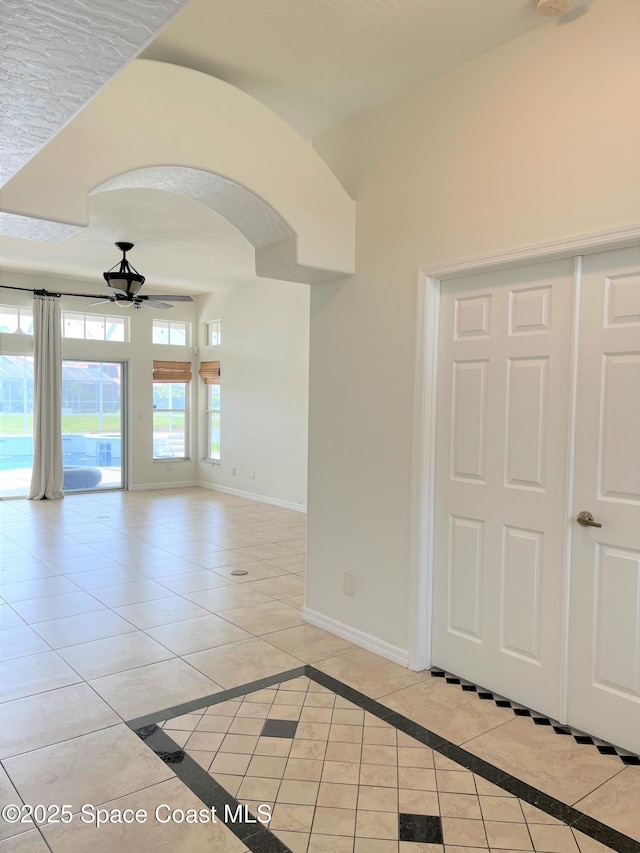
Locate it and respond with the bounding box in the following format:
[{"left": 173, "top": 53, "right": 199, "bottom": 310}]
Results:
[
  {"left": 0, "top": 453, "right": 105, "bottom": 471},
  {"left": 0, "top": 454, "right": 33, "bottom": 471}
]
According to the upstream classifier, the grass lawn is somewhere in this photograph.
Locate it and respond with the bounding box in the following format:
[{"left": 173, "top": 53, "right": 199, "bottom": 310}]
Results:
[
  {"left": 0, "top": 413, "right": 183, "bottom": 435},
  {"left": 0, "top": 414, "right": 123, "bottom": 434}
]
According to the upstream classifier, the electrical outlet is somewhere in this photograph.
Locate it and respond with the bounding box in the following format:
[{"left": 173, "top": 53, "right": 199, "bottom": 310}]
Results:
[
  {"left": 251, "top": 471, "right": 256, "bottom": 480},
  {"left": 232, "top": 468, "right": 237, "bottom": 476},
  {"left": 343, "top": 572, "right": 355, "bottom": 596}
]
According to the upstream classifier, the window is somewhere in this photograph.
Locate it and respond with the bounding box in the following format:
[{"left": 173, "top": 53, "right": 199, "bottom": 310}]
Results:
[
  {"left": 207, "top": 385, "right": 221, "bottom": 462},
  {"left": 1, "top": 306, "right": 128, "bottom": 341},
  {"left": 200, "top": 361, "right": 221, "bottom": 462},
  {"left": 152, "top": 319, "right": 190, "bottom": 346},
  {"left": 207, "top": 320, "right": 221, "bottom": 346},
  {"left": 0, "top": 305, "right": 33, "bottom": 335},
  {"left": 152, "top": 360, "right": 192, "bottom": 459},
  {"left": 62, "top": 311, "right": 128, "bottom": 342}
]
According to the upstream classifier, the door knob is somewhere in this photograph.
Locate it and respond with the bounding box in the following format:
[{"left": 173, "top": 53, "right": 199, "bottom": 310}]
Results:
[{"left": 576, "top": 511, "right": 602, "bottom": 528}]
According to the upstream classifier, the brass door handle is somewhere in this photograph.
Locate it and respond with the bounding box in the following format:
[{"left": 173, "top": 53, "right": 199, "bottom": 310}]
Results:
[{"left": 577, "top": 511, "right": 602, "bottom": 528}]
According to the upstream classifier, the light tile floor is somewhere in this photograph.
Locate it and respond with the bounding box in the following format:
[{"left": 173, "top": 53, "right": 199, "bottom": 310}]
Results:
[
  {"left": 0, "top": 488, "right": 638, "bottom": 852},
  {"left": 149, "top": 675, "right": 619, "bottom": 853}
]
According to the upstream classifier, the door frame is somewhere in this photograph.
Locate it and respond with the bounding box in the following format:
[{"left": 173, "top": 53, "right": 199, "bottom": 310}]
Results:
[{"left": 409, "top": 225, "right": 640, "bottom": 711}]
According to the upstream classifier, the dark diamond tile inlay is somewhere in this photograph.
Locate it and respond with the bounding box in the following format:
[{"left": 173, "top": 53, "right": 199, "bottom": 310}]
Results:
[
  {"left": 425, "top": 665, "right": 640, "bottom": 771},
  {"left": 398, "top": 813, "right": 443, "bottom": 844},
  {"left": 260, "top": 718, "right": 299, "bottom": 739},
  {"left": 596, "top": 745, "right": 618, "bottom": 755}
]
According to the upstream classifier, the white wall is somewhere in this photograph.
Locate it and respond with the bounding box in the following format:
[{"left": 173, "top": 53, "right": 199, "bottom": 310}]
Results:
[
  {"left": 307, "top": 0, "right": 640, "bottom": 651},
  {"left": 196, "top": 279, "right": 310, "bottom": 510},
  {"left": 0, "top": 269, "right": 198, "bottom": 491}
]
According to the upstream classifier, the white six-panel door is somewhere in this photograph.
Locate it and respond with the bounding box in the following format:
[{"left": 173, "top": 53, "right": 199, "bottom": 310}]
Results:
[
  {"left": 433, "top": 259, "right": 575, "bottom": 721},
  {"left": 432, "top": 247, "right": 640, "bottom": 751},
  {"left": 568, "top": 247, "right": 640, "bottom": 753}
]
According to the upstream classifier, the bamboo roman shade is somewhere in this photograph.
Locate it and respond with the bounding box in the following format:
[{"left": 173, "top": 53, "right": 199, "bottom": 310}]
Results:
[
  {"left": 152, "top": 360, "right": 192, "bottom": 383},
  {"left": 199, "top": 361, "right": 221, "bottom": 385}
]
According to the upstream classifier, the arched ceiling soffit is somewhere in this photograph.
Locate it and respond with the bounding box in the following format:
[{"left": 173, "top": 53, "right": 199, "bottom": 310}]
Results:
[
  {"left": 0, "top": 60, "right": 355, "bottom": 284},
  {"left": 93, "top": 168, "right": 294, "bottom": 250}
]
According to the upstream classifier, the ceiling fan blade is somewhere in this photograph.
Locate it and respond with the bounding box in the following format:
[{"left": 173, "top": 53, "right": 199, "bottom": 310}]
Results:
[
  {"left": 138, "top": 294, "right": 194, "bottom": 302},
  {"left": 106, "top": 285, "right": 128, "bottom": 297},
  {"left": 88, "top": 299, "right": 115, "bottom": 307},
  {"left": 143, "top": 300, "right": 173, "bottom": 310}
]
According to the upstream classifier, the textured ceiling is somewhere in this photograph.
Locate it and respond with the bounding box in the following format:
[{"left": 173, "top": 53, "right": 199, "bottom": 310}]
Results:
[
  {"left": 0, "top": 0, "right": 190, "bottom": 187},
  {"left": 142, "top": 0, "right": 591, "bottom": 139}
]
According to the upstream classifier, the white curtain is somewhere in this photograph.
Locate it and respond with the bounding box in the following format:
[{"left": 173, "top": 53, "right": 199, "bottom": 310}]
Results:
[{"left": 29, "top": 294, "right": 64, "bottom": 500}]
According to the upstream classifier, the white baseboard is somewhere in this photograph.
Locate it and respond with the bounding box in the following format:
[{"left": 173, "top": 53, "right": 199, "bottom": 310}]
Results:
[
  {"left": 128, "top": 480, "right": 197, "bottom": 491},
  {"left": 303, "top": 607, "right": 409, "bottom": 668},
  {"left": 196, "top": 480, "right": 307, "bottom": 513}
]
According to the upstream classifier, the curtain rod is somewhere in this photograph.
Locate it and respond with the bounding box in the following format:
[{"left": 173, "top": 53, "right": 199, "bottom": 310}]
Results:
[{"left": 0, "top": 284, "right": 105, "bottom": 300}]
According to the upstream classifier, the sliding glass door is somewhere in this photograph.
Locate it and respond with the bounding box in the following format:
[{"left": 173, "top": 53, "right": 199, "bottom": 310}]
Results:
[
  {"left": 0, "top": 357, "right": 126, "bottom": 498},
  {"left": 0, "top": 355, "right": 34, "bottom": 498},
  {"left": 61, "top": 360, "right": 126, "bottom": 492}
]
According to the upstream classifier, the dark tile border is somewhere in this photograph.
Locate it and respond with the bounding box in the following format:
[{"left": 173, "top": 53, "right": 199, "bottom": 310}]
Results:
[
  {"left": 136, "top": 725, "right": 285, "bottom": 852},
  {"left": 431, "top": 667, "right": 640, "bottom": 766},
  {"left": 130, "top": 668, "right": 307, "bottom": 853},
  {"left": 127, "top": 665, "right": 640, "bottom": 853}
]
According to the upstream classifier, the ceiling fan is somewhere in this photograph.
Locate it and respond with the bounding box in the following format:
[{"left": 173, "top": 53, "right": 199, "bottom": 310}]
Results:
[
  {"left": 0, "top": 242, "right": 195, "bottom": 310},
  {"left": 100, "top": 242, "right": 194, "bottom": 310}
]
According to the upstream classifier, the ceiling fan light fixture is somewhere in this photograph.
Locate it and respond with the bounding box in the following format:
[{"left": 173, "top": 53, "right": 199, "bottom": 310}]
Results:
[{"left": 103, "top": 241, "right": 145, "bottom": 296}]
